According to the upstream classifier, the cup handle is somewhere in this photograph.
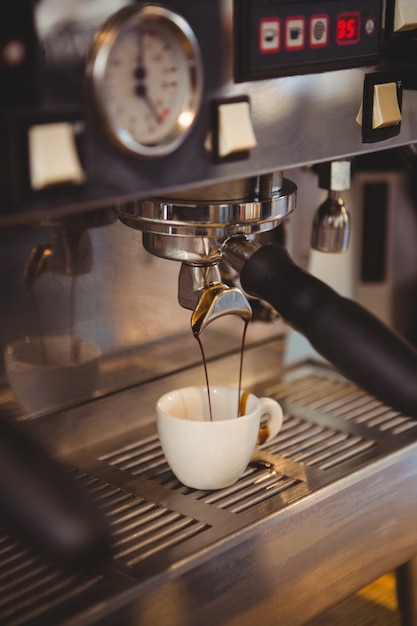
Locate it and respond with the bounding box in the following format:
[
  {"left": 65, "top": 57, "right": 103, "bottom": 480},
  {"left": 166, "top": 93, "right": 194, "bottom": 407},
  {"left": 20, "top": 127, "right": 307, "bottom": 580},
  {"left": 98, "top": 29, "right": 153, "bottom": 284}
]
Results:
[{"left": 257, "top": 397, "right": 283, "bottom": 444}]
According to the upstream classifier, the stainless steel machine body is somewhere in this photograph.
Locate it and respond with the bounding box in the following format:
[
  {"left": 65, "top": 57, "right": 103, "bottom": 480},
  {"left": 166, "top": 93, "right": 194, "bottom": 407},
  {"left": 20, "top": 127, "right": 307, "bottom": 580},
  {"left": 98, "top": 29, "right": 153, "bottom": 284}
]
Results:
[
  {"left": 1, "top": 0, "right": 417, "bottom": 221},
  {"left": 2, "top": 1, "right": 417, "bottom": 624}
]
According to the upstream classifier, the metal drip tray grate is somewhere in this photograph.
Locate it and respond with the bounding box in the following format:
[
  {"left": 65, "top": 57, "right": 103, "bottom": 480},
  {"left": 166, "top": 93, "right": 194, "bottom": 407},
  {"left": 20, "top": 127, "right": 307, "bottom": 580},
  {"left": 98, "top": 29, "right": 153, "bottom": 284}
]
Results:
[
  {"left": 99, "top": 435, "right": 302, "bottom": 514},
  {"left": 0, "top": 532, "right": 106, "bottom": 626},
  {"left": 270, "top": 371, "right": 417, "bottom": 435},
  {"left": 0, "top": 471, "right": 211, "bottom": 625},
  {"left": 2, "top": 363, "right": 417, "bottom": 625},
  {"left": 71, "top": 470, "right": 211, "bottom": 567},
  {"left": 260, "top": 415, "right": 377, "bottom": 470}
]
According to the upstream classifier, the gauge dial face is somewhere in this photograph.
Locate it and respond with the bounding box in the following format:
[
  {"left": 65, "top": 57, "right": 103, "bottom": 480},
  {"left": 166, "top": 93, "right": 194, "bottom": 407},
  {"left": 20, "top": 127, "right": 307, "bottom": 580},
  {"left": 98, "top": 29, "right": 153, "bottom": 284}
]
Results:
[{"left": 87, "top": 5, "right": 203, "bottom": 157}]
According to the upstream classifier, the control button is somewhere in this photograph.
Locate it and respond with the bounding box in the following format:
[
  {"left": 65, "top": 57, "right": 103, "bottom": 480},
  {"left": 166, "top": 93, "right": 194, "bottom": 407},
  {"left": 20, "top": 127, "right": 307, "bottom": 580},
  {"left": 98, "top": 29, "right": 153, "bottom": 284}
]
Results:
[
  {"left": 365, "top": 18, "right": 375, "bottom": 35},
  {"left": 356, "top": 73, "right": 403, "bottom": 144},
  {"left": 285, "top": 17, "right": 305, "bottom": 50},
  {"left": 2, "top": 39, "right": 26, "bottom": 66},
  {"left": 356, "top": 83, "right": 402, "bottom": 129},
  {"left": 28, "top": 122, "right": 85, "bottom": 190},
  {"left": 371, "top": 82, "right": 402, "bottom": 129},
  {"left": 217, "top": 100, "right": 257, "bottom": 158},
  {"left": 259, "top": 18, "right": 281, "bottom": 53},
  {"left": 393, "top": 0, "right": 417, "bottom": 32},
  {"left": 309, "top": 15, "right": 329, "bottom": 48}
]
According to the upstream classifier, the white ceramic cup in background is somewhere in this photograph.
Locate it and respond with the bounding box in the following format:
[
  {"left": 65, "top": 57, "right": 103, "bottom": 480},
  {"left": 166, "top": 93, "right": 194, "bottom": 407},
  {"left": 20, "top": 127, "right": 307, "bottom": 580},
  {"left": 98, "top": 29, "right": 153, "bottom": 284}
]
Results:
[
  {"left": 156, "top": 385, "right": 283, "bottom": 490},
  {"left": 4, "top": 335, "right": 101, "bottom": 415}
]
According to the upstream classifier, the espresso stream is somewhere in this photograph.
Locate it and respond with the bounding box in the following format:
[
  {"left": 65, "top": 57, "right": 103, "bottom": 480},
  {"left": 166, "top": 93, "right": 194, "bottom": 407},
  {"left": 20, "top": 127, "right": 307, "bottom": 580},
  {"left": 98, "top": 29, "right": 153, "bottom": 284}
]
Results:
[{"left": 195, "top": 320, "right": 249, "bottom": 421}]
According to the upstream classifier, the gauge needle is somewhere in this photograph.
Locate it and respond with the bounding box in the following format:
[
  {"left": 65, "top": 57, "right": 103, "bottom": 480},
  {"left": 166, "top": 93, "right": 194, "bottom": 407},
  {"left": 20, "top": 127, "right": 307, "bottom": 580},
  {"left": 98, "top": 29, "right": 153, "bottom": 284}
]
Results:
[
  {"left": 135, "top": 83, "right": 163, "bottom": 123},
  {"left": 134, "top": 33, "right": 162, "bottom": 123}
]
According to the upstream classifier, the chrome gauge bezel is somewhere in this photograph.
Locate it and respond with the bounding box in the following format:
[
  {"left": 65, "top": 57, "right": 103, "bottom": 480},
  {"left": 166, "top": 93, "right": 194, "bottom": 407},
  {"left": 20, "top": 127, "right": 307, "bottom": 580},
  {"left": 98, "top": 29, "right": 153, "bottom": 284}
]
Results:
[{"left": 86, "top": 4, "right": 203, "bottom": 157}]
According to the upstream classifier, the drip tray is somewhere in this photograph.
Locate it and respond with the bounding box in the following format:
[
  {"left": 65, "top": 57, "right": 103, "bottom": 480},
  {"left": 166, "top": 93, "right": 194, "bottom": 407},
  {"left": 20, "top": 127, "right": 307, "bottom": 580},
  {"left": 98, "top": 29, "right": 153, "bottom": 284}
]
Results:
[{"left": 2, "top": 362, "right": 417, "bottom": 626}]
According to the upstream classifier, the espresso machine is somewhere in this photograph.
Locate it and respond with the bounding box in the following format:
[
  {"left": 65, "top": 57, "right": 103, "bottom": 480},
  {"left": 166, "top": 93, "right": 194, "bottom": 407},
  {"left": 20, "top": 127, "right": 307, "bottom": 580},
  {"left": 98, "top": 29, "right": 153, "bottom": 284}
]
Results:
[{"left": 2, "top": 1, "right": 417, "bottom": 624}]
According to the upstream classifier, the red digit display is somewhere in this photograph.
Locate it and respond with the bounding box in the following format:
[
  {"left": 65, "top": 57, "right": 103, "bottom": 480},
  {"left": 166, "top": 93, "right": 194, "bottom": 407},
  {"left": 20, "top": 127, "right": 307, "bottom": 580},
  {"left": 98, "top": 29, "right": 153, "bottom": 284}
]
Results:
[{"left": 337, "top": 12, "right": 360, "bottom": 45}]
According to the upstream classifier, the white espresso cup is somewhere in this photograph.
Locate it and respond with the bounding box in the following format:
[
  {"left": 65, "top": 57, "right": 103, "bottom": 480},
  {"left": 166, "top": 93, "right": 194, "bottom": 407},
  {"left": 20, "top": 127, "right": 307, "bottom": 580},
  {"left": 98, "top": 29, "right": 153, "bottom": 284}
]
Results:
[
  {"left": 156, "top": 385, "right": 283, "bottom": 490},
  {"left": 4, "top": 335, "right": 101, "bottom": 415}
]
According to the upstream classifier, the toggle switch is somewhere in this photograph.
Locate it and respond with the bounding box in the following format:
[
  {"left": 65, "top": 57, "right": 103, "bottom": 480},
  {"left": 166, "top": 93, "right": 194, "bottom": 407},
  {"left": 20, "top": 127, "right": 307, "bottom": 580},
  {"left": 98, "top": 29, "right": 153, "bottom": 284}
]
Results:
[
  {"left": 371, "top": 82, "right": 402, "bottom": 129},
  {"left": 356, "top": 72, "right": 403, "bottom": 143},
  {"left": 356, "top": 82, "right": 402, "bottom": 129},
  {"left": 28, "top": 122, "right": 85, "bottom": 190},
  {"left": 393, "top": 0, "right": 417, "bottom": 32},
  {"left": 211, "top": 97, "right": 257, "bottom": 162}
]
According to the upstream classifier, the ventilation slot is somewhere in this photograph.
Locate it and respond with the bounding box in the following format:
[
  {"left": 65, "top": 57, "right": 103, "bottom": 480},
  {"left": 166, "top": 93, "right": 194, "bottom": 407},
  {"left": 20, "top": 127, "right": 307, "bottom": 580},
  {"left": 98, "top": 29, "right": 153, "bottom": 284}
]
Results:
[
  {"left": 196, "top": 463, "right": 300, "bottom": 513},
  {"left": 331, "top": 403, "right": 416, "bottom": 434},
  {"left": 100, "top": 437, "right": 301, "bottom": 513},
  {"left": 71, "top": 470, "right": 210, "bottom": 568},
  {"left": 272, "top": 374, "right": 417, "bottom": 435},
  {"left": 112, "top": 507, "right": 209, "bottom": 567},
  {"left": 261, "top": 416, "right": 376, "bottom": 470},
  {"left": 99, "top": 434, "right": 166, "bottom": 479},
  {"left": 0, "top": 532, "right": 103, "bottom": 626},
  {"left": 160, "top": 462, "right": 300, "bottom": 514}
]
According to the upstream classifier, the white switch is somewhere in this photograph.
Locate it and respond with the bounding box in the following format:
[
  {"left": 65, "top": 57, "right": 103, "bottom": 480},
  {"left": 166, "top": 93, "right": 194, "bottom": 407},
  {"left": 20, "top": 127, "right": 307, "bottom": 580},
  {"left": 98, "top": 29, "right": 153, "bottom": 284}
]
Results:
[
  {"left": 372, "top": 82, "right": 402, "bottom": 129},
  {"left": 356, "top": 82, "right": 402, "bottom": 129},
  {"left": 217, "top": 101, "right": 257, "bottom": 158},
  {"left": 28, "top": 122, "right": 85, "bottom": 190},
  {"left": 394, "top": 0, "right": 417, "bottom": 32}
]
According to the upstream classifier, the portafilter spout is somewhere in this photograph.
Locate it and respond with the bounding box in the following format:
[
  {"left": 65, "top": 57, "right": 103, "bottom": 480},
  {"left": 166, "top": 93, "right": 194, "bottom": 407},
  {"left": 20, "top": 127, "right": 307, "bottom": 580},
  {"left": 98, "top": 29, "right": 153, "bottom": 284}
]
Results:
[
  {"left": 23, "top": 210, "right": 116, "bottom": 287},
  {"left": 222, "top": 235, "right": 417, "bottom": 419},
  {"left": 24, "top": 228, "right": 93, "bottom": 287},
  {"left": 178, "top": 263, "right": 252, "bottom": 336}
]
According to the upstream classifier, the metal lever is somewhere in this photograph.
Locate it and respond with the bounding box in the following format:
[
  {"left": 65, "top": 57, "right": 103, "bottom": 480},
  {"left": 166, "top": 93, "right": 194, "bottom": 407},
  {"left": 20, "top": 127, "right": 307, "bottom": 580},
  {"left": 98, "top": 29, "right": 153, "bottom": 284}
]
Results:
[{"left": 178, "top": 263, "right": 252, "bottom": 336}]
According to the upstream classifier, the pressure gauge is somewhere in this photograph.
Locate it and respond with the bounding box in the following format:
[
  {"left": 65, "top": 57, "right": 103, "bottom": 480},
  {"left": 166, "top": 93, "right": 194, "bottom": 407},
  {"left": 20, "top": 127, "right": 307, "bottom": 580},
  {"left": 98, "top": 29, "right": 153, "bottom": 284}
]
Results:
[{"left": 87, "top": 4, "right": 203, "bottom": 157}]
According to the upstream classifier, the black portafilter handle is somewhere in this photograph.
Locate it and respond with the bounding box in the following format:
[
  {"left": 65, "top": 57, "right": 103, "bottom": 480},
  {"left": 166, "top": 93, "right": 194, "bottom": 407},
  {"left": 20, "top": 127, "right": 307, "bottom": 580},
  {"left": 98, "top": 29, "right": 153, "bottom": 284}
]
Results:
[
  {"left": 0, "top": 413, "right": 112, "bottom": 569},
  {"left": 224, "top": 239, "right": 417, "bottom": 419}
]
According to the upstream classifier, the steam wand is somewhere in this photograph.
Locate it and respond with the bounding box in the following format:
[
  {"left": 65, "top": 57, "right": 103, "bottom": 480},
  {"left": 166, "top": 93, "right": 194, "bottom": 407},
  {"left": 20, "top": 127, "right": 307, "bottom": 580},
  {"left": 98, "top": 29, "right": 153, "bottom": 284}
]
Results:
[
  {"left": 311, "top": 160, "right": 351, "bottom": 253},
  {"left": 223, "top": 236, "right": 417, "bottom": 419}
]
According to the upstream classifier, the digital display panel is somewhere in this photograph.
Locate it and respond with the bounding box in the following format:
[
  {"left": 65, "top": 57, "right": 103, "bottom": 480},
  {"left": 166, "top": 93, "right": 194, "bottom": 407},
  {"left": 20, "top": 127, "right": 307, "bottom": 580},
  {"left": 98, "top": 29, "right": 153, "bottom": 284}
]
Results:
[
  {"left": 337, "top": 12, "right": 360, "bottom": 45},
  {"left": 235, "top": 1, "right": 383, "bottom": 82}
]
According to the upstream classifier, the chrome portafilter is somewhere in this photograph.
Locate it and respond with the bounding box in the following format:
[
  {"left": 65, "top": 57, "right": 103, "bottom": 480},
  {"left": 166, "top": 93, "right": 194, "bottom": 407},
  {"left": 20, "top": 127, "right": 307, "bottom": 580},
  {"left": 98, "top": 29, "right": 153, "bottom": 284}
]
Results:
[
  {"left": 118, "top": 173, "right": 296, "bottom": 264},
  {"left": 118, "top": 170, "right": 417, "bottom": 417},
  {"left": 118, "top": 173, "right": 296, "bottom": 332}
]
